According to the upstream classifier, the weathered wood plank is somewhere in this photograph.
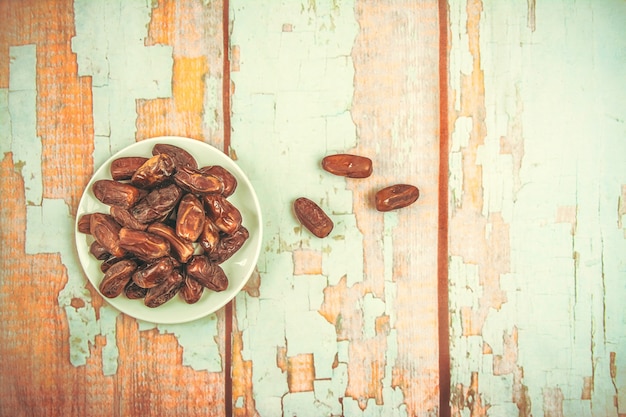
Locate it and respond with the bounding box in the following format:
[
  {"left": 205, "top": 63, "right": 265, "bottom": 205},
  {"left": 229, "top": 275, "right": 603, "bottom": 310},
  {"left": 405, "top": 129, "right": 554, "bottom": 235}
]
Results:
[
  {"left": 229, "top": 0, "right": 441, "bottom": 415},
  {"left": 0, "top": 0, "right": 228, "bottom": 415},
  {"left": 448, "top": 1, "right": 626, "bottom": 416}
]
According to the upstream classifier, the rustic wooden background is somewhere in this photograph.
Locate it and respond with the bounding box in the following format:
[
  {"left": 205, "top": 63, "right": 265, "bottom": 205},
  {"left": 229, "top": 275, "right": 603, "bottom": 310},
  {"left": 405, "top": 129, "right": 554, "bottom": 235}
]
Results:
[{"left": 0, "top": 0, "right": 624, "bottom": 416}]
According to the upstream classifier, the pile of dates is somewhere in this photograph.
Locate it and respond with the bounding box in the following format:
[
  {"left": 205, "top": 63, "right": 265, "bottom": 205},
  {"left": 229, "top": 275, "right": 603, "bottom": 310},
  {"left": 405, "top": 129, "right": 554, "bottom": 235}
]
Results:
[{"left": 78, "top": 143, "right": 249, "bottom": 308}]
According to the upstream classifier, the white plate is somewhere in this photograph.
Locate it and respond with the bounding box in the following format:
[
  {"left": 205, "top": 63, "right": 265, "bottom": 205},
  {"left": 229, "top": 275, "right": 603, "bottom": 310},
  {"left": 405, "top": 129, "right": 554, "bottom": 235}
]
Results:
[{"left": 75, "top": 136, "right": 262, "bottom": 324}]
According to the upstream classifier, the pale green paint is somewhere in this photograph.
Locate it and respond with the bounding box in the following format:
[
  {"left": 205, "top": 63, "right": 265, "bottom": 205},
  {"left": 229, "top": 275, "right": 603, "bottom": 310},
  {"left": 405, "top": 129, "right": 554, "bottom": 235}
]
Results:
[
  {"left": 449, "top": 1, "right": 626, "bottom": 415},
  {"left": 231, "top": 0, "right": 407, "bottom": 415}
]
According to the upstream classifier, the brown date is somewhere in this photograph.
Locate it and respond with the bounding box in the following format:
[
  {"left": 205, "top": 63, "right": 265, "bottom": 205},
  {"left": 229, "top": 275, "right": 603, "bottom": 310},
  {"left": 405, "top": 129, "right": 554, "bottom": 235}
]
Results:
[
  {"left": 132, "top": 257, "right": 174, "bottom": 288},
  {"left": 92, "top": 179, "right": 142, "bottom": 209},
  {"left": 124, "top": 280, "right": 148, "bottom": 299},
  {"left": 198, "top": 217, "right": 221, "bottom": 254},
  {"left": 176, "top": 194, "right": 205, "bottom": 242},
  {"left": 90, "top": 213, "right": 126, "bottom": 257},
  {"left": 208, "top": 226, "right": 249, "bottom": 264},
  {"left": 100, "top": 255, "right": 132, "bottom": 273},
  {"left": 152, "top": 143, "right": 198, "bottom": 170},
  {"left": 199, "top": 165, "right": 237, "bottom": 197},
  {"left": 110, "top": 206, "right": 147, "bottom": 231},
  {"left": 131, "top": 153, "right": 176, "bottom": 189},
  {"left": 131, "top": 183, "right": 183, "bottom": 224},
  {"left": 110, "top": 156, "right": 149, "bottom": 180},
  {"left": 204, "top": 194, "right": 242, "bottom": 235},
  {"left": 77, "top": 213, "right": 93, "bottom": 234},
  {"left": 145, "top": 269, "right": 184, "bottom": 308},
  {"left": 374, "top": 184, "right": 419, "bottom": 212},
  {"left": 99, "top": 259, "right": 137, "bottom": 298},
  {"left": 293, "top": 197, "right": 333, "bottom": 238},
  {"left": 174, "top": 166, "right": 224, "bottom": 195},
  {"left": 180, "top": 276, "right": 204, "bottom": 304},
  {"left": 118, "top": 227, "right": 171, "bottom": 261},
  {"left": 89, "top": 240, "right": 110, "bottom": 260},
  {"left": 322, "top": 154, "right": 373, "bottom": 178},
  {"left": 186, "top": 255, "right": 228, "bottom": 292},
  {"left": 147, "top": 222, "right": 195, "bottom": 264}
]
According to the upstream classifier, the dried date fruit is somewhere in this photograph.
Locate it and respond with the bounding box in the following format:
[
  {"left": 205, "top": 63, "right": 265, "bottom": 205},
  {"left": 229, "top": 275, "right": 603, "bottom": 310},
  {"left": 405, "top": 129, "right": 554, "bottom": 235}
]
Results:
[
  {"left": 374, "top": 184, "right": 419, "bottom": 212},
  {"left": 110, "top": 206, "right": 147, "bottom": 231},
  {"left": 110, "top": 157, "right": 149, "bottom": 180},
  {"left": 131, "top": 183, "right": 183, "bottom": 224},
  {"left": 90, "top": 213, "right": 126, "bottom": 257},
  {"left": 176, "top": 194, "right": 205, "bottom": 242},
  {"left": 77, "top": 213, "right": 93, "bottom": 234},
  {"left": 199, "top": 165, "right": 237, "bottom": 197},
  {"left": 124, "top": 280, "right": 148, "bottom": 299},
  {"left": 89, "top": 240, "right": 110, "bottom": 260},
  {"left": 147, "top": 222, "right": 195, "bottom": 264},
  {"left": 198, "top": 217, "right": 221, "bottom": 254},
  {"left": 293, "top": 197, "right": 333, "bottom": 238},
  {"left": 208, "top": 226, "right": 249, "bottom": 264},
  {"left": 322, "top": 154, "right": 373, "bottom": 178},
  {"left": 174, "top": 166, "right": 224, "bottom": 195},
  {"left": 180, "top": 276, "right": 204, "bottom": 304},
  {"left": 99, "top": 259, "right": 137, "bottom": 298},
  {"left": 204, "top": 195, "right": 242, "bottom": 235},
  {"left": 145, "top": 269, "right": 184, "bottom": 308},
  {"left": 131, "top": 153, "right": 176, "bottom": 189},
  {"left": 152, "top": 143, "right": 198, "bottom": 170},
  {"left": 186, "top": 255, "right": 228, "bottom": 292},
  {"left": 132, "top": 257, "right": 174, "bottom": 289},
  {"left": 92, "top": 179, "right": 142, "bottom": 209},
  {"left": 118, "top": 227, "right": 171, "bottom": 261}
]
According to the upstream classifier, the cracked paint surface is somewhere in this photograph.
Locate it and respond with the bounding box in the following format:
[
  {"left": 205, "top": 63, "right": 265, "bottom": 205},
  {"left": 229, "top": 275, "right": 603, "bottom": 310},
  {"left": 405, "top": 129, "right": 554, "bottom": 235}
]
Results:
[
  {"left": 230, "top": 0, "right": 441, "bottom": 415},
  {"left": 230, "top": 1, "right": 395, "bottom": 415},
  {"left": 449, "top": 1, "right": 626, "bottom": 416},
  {"left": 0, "top": 0, "right": 226, "bottom": 378}
]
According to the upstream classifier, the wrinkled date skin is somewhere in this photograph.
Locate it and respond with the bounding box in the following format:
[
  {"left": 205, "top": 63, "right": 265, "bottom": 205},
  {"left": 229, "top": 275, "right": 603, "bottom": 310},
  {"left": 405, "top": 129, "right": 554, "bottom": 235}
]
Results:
[
  {"left": 118, "top": 227, "right": 171, "bottom": 261},
  {"left": 176, "top": 194, "right": 205, "bottom": 242},
  {"left": 125, "top": 280, "right": 148, "bottom": 299},
  {"left": 174, "top": 166, "right": 224, "bottom": 195},
  {"left": 131, "top": 153, "right": 176, "bottom": 189},
  {"left": 89, "top": 240, "right": 110, "bottom": 260},
  {"left": 153, "top": 143, "right": 198, "bottom": 170},
  {"left": 145, "top": 269, "right": 184, "bottom": 308},
  {"left": 93, "top": 179, "right": 142, "bottom": 209},
  {"left": 131, "top": 183, "right": 183, "bottom": 224},
  {"left": 198, "top": 217, "right": 221, "bottom": 254},
  {"left": 209, "top": 226, "right": 249, "bottom": 264},
  {"left": 199, "top": 165, "right": 237, "bottom": 197},
  {"left": 204, "top": 195, "right": 242, "bottom": 235},
  {"left": 90, "top": 213, "right": 126, "bottom": 257},
  {"left": 132, "top": 257, "right": 174, "bottom": 289},
  {"left": 147, "top": 222, "right": 195, "bottom": 264},
  {"left": 100, "top": 259, "right": 137, "bottom": 298},
  {"left": 322, "top": 154, "right": 373, "bottom": 178},
  {"left": 186, "top": 255, "right": 228, "bottom": 292},
  {"left": 293, "top": 197, "right": 334, "bottom": 238},
  {"left": 77, "top": 213, "right": 93, "bottom": 234},
  {"left": 180, "top": 276, "right": 204, "bottom": 304},
  {"left": 374, "top": 184, "right": 419, "bottom": 212},
  {"left": 110, "top": 157, "right": 148, "bottom": 181},
  {"left": 110, "top": 206, "right": 147, "bottom": 231}
]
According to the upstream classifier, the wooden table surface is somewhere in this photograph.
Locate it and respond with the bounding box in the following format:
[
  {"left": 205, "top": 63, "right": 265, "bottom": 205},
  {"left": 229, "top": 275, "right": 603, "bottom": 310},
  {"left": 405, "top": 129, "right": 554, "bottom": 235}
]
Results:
[{"left": 1, "top": 1, "right": 625, "bottom": 416}]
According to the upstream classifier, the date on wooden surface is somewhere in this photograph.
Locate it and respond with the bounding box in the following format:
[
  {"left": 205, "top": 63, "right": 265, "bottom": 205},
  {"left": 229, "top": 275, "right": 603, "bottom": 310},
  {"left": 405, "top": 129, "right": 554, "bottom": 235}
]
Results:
[{"left": 293, "top": 197, "right": 334, "bottom": 238}]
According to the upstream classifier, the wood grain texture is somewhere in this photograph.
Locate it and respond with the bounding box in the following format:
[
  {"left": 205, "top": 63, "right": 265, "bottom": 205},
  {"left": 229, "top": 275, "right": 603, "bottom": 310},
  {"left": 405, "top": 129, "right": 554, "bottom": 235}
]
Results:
[
  {"left": 448, "top": 1, "right": 626, "bottom": 416},
  {"left": 229, "top": 0, "right": 441, "bottom": 415},
  {"left": 0, "top": 0, "right": 227, "bottom": 415}
]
